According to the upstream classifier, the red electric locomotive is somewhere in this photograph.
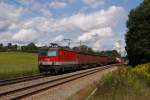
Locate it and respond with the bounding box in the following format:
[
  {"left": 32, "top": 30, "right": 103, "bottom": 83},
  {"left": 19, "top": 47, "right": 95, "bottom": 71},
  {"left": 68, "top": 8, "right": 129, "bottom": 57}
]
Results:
[
  {"left": 38, "top": 44, "right": 117, "bottom": 74},
  {"left": 38, "top": 46, "right": 78, "bottom": 74}
]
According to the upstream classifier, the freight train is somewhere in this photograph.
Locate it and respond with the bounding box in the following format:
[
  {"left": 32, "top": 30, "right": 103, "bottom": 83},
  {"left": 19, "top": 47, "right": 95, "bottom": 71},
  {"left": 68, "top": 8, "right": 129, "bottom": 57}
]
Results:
[{"left": 38, "top": 45, "right": 119, "bottom": 74}]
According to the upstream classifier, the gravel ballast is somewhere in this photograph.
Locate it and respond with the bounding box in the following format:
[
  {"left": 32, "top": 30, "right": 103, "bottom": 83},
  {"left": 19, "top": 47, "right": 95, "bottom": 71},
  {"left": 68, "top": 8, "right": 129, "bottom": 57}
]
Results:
[{"left": 22, "top": 66, "right": 118, "bottom": 100}]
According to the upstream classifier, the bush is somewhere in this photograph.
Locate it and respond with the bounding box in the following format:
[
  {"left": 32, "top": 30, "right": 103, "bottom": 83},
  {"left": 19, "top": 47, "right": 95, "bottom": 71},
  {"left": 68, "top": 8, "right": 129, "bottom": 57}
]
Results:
[{"left": 91, "top": 63, "right": 150, "bottom": 100}]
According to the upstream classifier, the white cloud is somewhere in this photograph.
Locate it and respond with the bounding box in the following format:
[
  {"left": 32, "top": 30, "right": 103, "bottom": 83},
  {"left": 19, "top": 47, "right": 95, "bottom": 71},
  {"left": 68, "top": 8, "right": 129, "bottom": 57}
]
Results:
[
  {"left": 17, "top": 1, "right": 52, "bottom": 18},
  {"left": 92, "top": 36, "right": 119, "bottom": 51},
  {"left": 17, "top": 0, "right": 35, "bottom": 5},
  {"left": 82, "top": 0, "right": 105, "bottom": 8},
  {"left": 49, "top": 6, "right": 126, "bottom": 33},
  {"left": 77, "top": 27, "right": 118, "bottom": 51},
  {"left": 0, "top": 32, "right": 13, "bottom": 42},
  {"left": 17, "top": 6, "right": 125, "bottom": 42},
  {"left": 49, "top": 1, "right": 67, "bottom": 9},
  {"left": 113, "top": 40, "right": 126, "bottom": 56},
  {"left": 40, "top": 8, "right": 52, "bottom": 17},
  {"left": 93, "top": 40, "right": 102, "bottom": 51},
  {"left": 10, "top": 6, "right": 125, "bottom": 48},
  {"left": 8, "top": 23, "right": 19, "bottom": 30},
  {"left": 53, "top": 35, "right": 64, "bottom": 42},
  {"left": 0, "top": 19, "right": 12, "bottom": 31},
  {"left": 78, "top": 27, "right": 113, "bottom": 42},
  {"left": 115, "top": 42, "right": 121, "bottom": 48},
  {"left": 0, "top": 2, "right": 126, "bottom": 52},
  {"left": 0, "top": 3, "right": 23, "bottom": 19},
  {"left": 12, "top": 29, "right": 41, "bottom": 42},
  {"left": 0, "top": 2, "right": 24, "bottom": 31},
  {"left": 32, "top": 2, "right": 52, "bottom": 17}
]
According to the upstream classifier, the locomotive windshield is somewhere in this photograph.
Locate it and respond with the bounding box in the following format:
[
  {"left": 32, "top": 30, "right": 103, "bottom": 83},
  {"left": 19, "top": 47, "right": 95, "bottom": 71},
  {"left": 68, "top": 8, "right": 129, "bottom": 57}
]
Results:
[
  {"left": 39, "top": 49, "right": 57, "bottom": 56},
  {"left": 47, "top": 50, "right": 57, "bottom": 56}
]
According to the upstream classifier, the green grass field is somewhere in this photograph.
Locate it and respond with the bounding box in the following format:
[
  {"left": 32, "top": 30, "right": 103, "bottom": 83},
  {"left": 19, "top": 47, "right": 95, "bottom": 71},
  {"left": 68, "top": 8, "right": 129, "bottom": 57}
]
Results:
[{"left": 0, "top": 52, "right": 38, "bottom": 80}]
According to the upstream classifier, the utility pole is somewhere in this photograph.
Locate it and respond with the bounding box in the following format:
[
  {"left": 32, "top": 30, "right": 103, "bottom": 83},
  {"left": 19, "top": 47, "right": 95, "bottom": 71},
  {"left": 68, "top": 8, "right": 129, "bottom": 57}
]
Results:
[{"left": 79, "top": 41, "right": 82, "bottom": 47}]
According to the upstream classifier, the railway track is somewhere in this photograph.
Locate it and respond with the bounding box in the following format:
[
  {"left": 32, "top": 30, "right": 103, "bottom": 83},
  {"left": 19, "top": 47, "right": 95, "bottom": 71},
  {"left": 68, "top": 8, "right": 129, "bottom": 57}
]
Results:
[
  {"left": 0, "top": 65, "right": 114, "bottom": 100},
  {"left": 0, "top": 74, "right": 45, "bottom": 86}
]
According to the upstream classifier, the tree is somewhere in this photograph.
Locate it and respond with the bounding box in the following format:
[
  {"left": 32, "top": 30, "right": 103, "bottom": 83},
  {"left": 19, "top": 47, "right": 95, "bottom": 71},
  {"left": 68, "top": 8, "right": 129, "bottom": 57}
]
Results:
[
  {"left": 125, "top": 0, "right": 150, "bottom": 66},
  {"left": 100, "top": 50, "right": 120, "bottom": 57},
  {"left": 0, "top": 43, "right": 6, "bottom": 52},
  {"left": 0, "top": 43, "right": 4, "bottom": 51},
  {"left": 7, "top": 43, "right": 12, "bottom": 50},
  {"left": 72, "top": 45, "right": 95, "bottom": 54},
  {"left": 0, "top": 43, "right": 3, "bottom": 48},
  {"left": 11, "top": 45, "right": 18, "bottom": 51},
  {"left": 72, "top": 45, "right": 120, "bottom": 57},
  {"left": 21, "top": 42, "right": 38, "bottom": 53}
]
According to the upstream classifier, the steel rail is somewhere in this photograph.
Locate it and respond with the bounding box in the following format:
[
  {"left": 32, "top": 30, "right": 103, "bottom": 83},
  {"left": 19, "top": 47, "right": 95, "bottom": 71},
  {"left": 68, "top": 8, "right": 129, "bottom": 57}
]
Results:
[
  {"left": 0, "top": 65, "right": 113, "bottom": 100},
  {"left": 0, "top": 73, "right": 45, "bottom": 86}
]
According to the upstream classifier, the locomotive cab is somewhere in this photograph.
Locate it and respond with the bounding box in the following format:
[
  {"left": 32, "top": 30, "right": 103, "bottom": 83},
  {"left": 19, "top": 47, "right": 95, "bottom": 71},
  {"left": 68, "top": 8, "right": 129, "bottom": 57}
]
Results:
[{"left": 38, "top": 48, "right": 59, "bottom": 74}]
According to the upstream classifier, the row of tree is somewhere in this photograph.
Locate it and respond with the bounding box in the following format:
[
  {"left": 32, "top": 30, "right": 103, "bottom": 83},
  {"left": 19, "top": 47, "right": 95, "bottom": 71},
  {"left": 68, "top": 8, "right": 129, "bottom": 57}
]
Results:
[
  {"left": 0, "top": 43, "right": 38, "bottom": 53},
  {"left": 72, "top": 45, "right": 120, "bottom": 57},
  {"left": 0, "top": 43, "right": 120, "bottom": 57}
]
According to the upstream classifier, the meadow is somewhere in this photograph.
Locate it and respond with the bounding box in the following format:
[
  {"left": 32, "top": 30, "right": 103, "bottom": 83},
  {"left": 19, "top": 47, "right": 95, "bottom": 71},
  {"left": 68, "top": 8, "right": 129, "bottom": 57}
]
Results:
[
  {"left": 90, "top": 63, "right": 150, "bottom": 100},
  {"left": 0, "top": 52, "right": 38, "bottom": 80}
]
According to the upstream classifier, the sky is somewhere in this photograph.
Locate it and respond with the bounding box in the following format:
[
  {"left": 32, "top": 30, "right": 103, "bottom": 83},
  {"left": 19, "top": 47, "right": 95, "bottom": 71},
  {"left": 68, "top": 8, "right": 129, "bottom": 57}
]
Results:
[{"left": 0, "top": 0, "right": 143, "bottom": 54}]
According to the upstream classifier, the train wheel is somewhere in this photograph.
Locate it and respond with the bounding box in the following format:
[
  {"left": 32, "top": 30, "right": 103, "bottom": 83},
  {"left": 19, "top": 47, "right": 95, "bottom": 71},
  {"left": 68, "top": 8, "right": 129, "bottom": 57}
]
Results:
[
  {"left": 50, "top": 69, "right": 58, "bottom": 75},
  {"left": 39, "top": 69, "right": 43, "bottom": 73},
  {"left": 38, "top": 65, "right": 44, "bottom": 73},
  {"left": 61, "top": 67, "right": 65, "bottom": 74}
]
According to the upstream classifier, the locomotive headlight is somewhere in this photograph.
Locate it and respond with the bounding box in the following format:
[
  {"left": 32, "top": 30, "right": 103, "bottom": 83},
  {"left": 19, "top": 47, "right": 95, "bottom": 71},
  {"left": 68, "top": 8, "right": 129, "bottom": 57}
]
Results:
[{"left": 45, "top": 58, "right": 50, "bottom": 61}]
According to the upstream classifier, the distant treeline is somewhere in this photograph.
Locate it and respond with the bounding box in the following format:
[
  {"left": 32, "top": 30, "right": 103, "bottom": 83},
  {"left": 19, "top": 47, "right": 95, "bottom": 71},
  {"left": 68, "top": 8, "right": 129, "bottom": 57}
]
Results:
[
  {"left": 0, "top": 43, "right": 120, "bottom": 57},
  {"left": 0, "top": 43, "right": 38, "bottom": 53},
  {"left": 72, "top": 45, "right": 121, "bottom": 57}
]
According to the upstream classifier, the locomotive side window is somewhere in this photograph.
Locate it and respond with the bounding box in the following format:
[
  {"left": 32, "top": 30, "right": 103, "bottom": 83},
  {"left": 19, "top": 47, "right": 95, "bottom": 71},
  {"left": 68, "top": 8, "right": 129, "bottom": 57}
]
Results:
[
  {"left": 47, "top": 50, "right": 57, "bottom": 56},
  {"left": 39, "top": 50, "right": 47, "bottom": 56}
]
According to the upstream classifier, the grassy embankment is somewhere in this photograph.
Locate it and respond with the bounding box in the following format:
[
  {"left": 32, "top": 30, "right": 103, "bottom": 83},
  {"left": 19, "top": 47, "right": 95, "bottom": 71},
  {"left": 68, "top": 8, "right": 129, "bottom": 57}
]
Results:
[
  {"left": 89, "top": 63, "right": 150, "bottom": 100},
  {"left": 0, "top": 52, "right": 38, "bottom": 80}
]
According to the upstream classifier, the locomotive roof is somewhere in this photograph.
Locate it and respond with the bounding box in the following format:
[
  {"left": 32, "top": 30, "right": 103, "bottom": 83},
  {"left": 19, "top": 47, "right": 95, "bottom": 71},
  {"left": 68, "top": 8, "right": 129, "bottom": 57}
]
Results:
[{"left": 39, "top": 46, "right": 69, "bottom": 50}]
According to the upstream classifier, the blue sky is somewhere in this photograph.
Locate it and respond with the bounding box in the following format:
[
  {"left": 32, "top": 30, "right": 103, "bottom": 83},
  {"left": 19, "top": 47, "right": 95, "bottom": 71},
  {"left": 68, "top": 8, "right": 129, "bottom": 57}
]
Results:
[{"left": 0, "top": 0, "right": 143, "bottom": 54}]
